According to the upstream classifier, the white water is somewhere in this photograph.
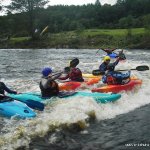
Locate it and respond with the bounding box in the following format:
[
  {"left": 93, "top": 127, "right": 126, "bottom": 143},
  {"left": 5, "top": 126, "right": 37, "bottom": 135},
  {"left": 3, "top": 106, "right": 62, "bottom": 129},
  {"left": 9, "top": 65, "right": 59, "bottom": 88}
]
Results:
[{"left": 0, "top": 49, "right": 149, "bottom": 149}]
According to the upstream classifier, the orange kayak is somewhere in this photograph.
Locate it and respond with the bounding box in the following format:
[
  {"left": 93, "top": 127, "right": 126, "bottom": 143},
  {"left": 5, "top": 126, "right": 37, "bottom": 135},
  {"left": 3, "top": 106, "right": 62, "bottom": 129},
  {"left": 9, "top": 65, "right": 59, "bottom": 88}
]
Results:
[
  {"left": 92, "top": 79, "right": 142, "bottom": 93},
  {"left": 59, "top": 78, "right": 100, "bottom": 91}
]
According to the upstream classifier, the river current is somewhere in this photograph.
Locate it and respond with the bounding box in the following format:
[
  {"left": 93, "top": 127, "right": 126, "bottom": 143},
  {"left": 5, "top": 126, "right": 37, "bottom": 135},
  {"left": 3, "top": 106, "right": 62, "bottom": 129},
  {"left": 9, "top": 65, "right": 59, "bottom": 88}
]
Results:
[{"left": 0, "top": 49, "right": 149, "bottom": 150}]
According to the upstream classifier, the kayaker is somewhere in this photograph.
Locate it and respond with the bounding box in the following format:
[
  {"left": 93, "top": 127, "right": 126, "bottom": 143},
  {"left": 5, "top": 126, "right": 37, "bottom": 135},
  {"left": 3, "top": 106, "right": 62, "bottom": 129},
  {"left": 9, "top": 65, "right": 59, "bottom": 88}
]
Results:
[
  {"left": 99, "top": 55, "right": 120, "bottom": 73},
  {"left": 0, "top": 82, "right": 17, "bottom": 100},
  {"left": 40, "top": 67, "right": 62, "bottom": 97},
  {"left": 101, "top": 49, "right": 126, "bottom": 60},
  {"left": 102, "top": 63, "right": 130, "bottom": 85},
  {"left": 101, "top": 48, "right": 116, "bottom": 55},
  {"left": 59, "top": 58, "right": 84, "bottom": 82}
]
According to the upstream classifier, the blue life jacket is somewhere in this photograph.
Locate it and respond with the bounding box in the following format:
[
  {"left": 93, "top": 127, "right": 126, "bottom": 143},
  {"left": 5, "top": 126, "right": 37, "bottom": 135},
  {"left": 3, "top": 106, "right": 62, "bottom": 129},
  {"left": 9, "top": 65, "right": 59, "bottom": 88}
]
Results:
[{"left": 102, "top": 71, "right": 131, "bottom": 85}]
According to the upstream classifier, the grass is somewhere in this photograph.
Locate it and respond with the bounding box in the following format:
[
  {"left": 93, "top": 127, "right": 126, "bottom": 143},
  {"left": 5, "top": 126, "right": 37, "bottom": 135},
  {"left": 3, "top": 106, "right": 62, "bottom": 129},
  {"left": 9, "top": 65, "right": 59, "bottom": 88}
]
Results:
[
  {"left": 4, "top": 28, "right": 149, "bottom": 49},
  {"left": 11, "top": 28, "right": 145, "bottom": 41},
  {"left": 80, "top": 28, "right": 145, "bottom": 37},
  {"left": 10, "top": 37, "right": 30, "bottom": 42}
]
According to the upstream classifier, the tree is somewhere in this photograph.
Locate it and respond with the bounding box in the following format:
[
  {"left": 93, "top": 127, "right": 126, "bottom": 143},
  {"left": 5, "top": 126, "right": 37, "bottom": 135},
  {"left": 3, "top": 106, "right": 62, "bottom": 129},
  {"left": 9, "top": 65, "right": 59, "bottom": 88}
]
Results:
[
  {"left": 116, "top": 0, "right": 124, "bottom": 5},
  {"left": 0, "top": 0, "right": 2, "bottom": 11},
  {"left": 6, "top": 0, "right": 49, "bottom": 38},
  {"left": 95, "top": 0, "right": 101, "bottom": 6}
]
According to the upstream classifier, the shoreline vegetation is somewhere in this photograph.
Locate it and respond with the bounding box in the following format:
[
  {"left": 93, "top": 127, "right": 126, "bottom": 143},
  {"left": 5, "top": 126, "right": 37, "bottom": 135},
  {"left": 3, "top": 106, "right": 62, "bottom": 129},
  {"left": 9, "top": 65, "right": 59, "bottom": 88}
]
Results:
[{"left": 0, "top": 28, "right": 150, "bottom": 49}]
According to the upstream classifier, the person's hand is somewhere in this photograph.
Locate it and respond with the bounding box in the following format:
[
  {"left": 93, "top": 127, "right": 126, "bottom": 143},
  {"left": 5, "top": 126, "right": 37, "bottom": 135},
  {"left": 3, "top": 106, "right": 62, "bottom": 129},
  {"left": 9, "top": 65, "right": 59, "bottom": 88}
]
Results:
[
  {"left": 118, "top": 50, "right": 126, "bottom": 60},
  {"left": 64, "top": 67, "right": 70, "bottom": 73}
]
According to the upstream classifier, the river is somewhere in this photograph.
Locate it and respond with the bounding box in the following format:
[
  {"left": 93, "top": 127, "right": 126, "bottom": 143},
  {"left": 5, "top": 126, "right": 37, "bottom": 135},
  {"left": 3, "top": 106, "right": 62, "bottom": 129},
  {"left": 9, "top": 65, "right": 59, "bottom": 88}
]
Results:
[{"left": 0, "top": 49, "right": 150, "bottom": 150}]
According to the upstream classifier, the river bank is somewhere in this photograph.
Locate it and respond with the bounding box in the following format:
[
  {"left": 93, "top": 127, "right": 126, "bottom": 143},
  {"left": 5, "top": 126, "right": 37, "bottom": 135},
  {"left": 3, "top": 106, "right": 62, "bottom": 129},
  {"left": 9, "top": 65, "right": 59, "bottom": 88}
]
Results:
[{"left": 0, "top": 28, "right": 150, "bottom": 49}]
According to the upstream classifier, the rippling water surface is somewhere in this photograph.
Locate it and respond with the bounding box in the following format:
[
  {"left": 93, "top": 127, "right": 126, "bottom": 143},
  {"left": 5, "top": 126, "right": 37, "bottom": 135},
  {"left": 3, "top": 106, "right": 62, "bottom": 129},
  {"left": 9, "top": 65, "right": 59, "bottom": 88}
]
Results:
[{"left": 0, "top": 49, "right": 149, "bottom": 150}]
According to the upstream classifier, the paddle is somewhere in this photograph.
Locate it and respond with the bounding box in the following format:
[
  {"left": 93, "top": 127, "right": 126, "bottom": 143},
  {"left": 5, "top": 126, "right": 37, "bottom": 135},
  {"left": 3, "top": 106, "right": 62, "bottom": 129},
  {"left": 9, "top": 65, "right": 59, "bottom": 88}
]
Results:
[
  {"left": 63, "top": 58, "right": 80, "bottom": 73},
  {"left": 118, "top": 65, "right": 149, "bottom": 71},
  {"left": 92, "top": 65, "right": 149, "bottom": 76},
  {"left": 7, "top": 93, "right": 45, "bottom": 111},
  {"left": 40, "top": 26, "right": 49, "bottom": 36},
  {"left": 22, "top": 99, "right": 45, "bottom": 111},
  {"left": 92, "top": 70, "right": 105, "bottom": 76}
]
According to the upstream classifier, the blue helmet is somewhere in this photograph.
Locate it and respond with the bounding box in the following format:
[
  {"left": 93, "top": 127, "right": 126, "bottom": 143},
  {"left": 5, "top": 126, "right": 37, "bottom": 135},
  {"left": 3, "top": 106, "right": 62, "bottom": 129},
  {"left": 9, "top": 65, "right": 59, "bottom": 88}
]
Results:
[{"left": 42, "top": 67, "right": 52, "bottom": 77}]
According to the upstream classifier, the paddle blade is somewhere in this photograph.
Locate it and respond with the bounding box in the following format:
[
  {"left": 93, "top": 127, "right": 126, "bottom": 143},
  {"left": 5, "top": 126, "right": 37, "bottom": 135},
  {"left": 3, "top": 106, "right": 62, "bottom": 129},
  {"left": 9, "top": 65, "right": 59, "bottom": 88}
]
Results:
[
  {"left": 25, "top": 100, "right": 45, "bottom": 111},
  {"left": 118, "top": 65, "right": 149, "bottom": 72},
  {"left": 119, "top": 52, "right": 126, "bottom": 60},
  {"left": 70, "top": 58, "right": 79, "bottom": 67},
  {"left": 92, "top": 70, "right": 105, "bottom": 76},
  {"left": 136, "top": 65, "right": 149, "bottom": 71}
]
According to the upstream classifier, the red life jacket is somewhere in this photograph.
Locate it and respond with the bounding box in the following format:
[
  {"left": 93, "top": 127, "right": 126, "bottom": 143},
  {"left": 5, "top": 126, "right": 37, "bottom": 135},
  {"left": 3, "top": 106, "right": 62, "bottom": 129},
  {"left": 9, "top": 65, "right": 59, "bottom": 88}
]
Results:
[{"left": 69, "top": 68, "right": 84, "bottom": 82}]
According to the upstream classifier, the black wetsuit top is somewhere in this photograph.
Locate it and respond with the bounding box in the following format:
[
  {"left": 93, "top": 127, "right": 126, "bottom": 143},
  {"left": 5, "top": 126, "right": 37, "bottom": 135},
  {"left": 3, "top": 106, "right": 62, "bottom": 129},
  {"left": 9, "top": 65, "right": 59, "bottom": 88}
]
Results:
[{"left": 39, "top": 73, "right": 61, "bottom": 98}]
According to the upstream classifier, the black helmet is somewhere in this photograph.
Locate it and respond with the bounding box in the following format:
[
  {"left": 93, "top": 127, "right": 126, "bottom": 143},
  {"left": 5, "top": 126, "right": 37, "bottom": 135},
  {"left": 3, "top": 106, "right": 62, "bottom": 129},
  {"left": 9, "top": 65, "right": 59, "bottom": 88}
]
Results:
[
  {"left": 70, "top": 58, "right": 79, "bottom": 68},
  {"left": 107, "top": 63, "right": 115, "bottom": 71}
]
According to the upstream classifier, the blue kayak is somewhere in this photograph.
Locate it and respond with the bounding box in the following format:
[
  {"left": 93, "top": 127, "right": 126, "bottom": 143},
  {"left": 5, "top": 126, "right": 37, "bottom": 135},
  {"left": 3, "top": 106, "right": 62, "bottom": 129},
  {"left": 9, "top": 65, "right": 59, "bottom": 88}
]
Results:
[
  {"left": 9, "top": 91, "right": 121, "bottom": 104},
  {"left": 72, "top": 92, "right": 121, "bottom": 103},
  {"left": 107, "top": 52, "right": 126, "bottom": 60},
  {"left": 7, "top": 94, "right": 45, "bottom": 111},
  {"left": 107, "top": 53, "right": 118, "bottom": 58},
  {"left": 0, "top": 97, "right": 36, "bottom": 118}
]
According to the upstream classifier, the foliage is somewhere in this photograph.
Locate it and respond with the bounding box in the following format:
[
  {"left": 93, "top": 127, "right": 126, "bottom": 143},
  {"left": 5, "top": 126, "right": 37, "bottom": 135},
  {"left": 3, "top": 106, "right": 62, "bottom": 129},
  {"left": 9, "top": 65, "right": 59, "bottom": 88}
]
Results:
[
  {"left": 0, "top": 0, "right": 149, "bottom": 41},
  {"left": 95, "top": 0, "right": 101, "bottom": 6},
  {"left": 6, "top": 0, "right": 49, "bottom": 38}
]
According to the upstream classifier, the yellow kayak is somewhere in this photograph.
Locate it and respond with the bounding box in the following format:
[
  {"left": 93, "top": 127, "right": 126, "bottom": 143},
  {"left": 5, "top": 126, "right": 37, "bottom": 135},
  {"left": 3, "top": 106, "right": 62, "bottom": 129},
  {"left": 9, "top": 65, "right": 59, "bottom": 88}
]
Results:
[
  {"left": 82, "top": 73, "right": 101, "bottom": 79},
  {"left": 82, "top": 73, "right": 138, "bottom": 80}
]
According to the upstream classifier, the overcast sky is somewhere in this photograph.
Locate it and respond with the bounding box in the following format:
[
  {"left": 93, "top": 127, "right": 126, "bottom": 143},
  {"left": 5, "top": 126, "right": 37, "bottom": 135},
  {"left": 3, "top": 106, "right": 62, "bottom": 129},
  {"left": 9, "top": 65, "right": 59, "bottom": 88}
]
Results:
[{"left": 1, "top": 0, "right": 117, "bottom": 6}]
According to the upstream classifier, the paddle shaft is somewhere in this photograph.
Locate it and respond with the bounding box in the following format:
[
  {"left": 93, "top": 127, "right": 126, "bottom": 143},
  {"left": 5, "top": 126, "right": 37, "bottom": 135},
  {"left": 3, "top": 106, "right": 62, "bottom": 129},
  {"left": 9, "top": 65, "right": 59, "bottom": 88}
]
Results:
[{"left": 92, "top": 65, "right": 149, "bottom": 75}]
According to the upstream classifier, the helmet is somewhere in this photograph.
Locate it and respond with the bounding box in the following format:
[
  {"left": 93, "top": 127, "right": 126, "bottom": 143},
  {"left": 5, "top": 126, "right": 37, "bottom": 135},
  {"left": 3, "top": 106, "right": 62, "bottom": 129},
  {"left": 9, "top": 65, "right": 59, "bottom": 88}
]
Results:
[
  {"left": 42, "top": 67, "right": 52, "bottom": 77},
  {"left": 70, "top": 58, "right": 79, "bottom": 68},
  {"left": 104, "top": 56, "right": 111, "bottom": 62},
  {"left": 107, "top": 63, "right": 115, "bottom": 71}
]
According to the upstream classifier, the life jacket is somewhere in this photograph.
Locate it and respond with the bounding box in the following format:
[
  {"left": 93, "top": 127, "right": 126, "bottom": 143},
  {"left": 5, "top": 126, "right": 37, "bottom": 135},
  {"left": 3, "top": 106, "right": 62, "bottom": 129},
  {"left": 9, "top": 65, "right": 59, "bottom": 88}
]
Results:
[
  {"left": 69, "top": 68, "right": 84, "bottom": 82},
  {"left": 106, "top": 71, "right": 130, "bottom": 85},
  {"left": 40, "top": 80, "right": 59, "bottom": 97}
]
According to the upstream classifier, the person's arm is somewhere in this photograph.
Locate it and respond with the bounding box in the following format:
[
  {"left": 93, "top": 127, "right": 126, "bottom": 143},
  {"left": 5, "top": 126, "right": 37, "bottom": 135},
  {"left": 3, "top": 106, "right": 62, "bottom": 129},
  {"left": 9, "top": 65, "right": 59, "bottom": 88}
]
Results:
[
  {"left": 102, "top": 49, "right": 109, "bottom": 53},
  {"left": 111, "top": 48, "right": 117, "bottom": 52},
  {"left": 42, "top": 73, "right": 62, "bottom": 89},
  {"left": 2, "top": 82, "right": 17, "bottom": 94},
  {"left": 99, "top": 63, "right": 106, "bottom": 72},
  {"left": 58, "top": 73, "right": 69, "bottom": 80},
  {"left": 50, "top": 73, "right": 62, "bottom": 80},
  {"left": 113, "top": 58, "right": 120, "bottom": 66}
]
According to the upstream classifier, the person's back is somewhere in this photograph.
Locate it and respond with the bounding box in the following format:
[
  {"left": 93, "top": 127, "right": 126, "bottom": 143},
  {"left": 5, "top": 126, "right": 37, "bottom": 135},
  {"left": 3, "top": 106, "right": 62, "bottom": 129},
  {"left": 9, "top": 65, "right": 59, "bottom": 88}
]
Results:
[{"left": 69, "top": 67, "right": 84, "bottom": 82}]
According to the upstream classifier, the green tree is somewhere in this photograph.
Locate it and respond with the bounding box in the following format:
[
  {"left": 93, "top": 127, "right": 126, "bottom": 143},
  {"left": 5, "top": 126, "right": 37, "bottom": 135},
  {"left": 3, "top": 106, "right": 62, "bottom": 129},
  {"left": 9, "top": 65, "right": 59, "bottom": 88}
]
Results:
[
  {"left": 6, "top": 0, "right": 49, "bottom": 38},
  {"left": 0, "top": 0, "right": 2, "bottom": 11},
  {"left": 116, "top": 0, "right": 124, "bottom": 5},
  {"left": 95, "top": 0, "right": 101, "bottom": 6}
]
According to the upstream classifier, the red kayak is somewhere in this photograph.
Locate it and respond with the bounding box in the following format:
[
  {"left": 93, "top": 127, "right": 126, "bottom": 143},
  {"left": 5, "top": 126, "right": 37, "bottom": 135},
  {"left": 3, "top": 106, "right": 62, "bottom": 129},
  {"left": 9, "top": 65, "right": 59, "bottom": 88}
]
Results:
[
  {"left": 92, "top": 79, "right": 142, "bottom": 93},
  {"left": 59, "top": 78, "right": 100, "bottom": 91}
]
